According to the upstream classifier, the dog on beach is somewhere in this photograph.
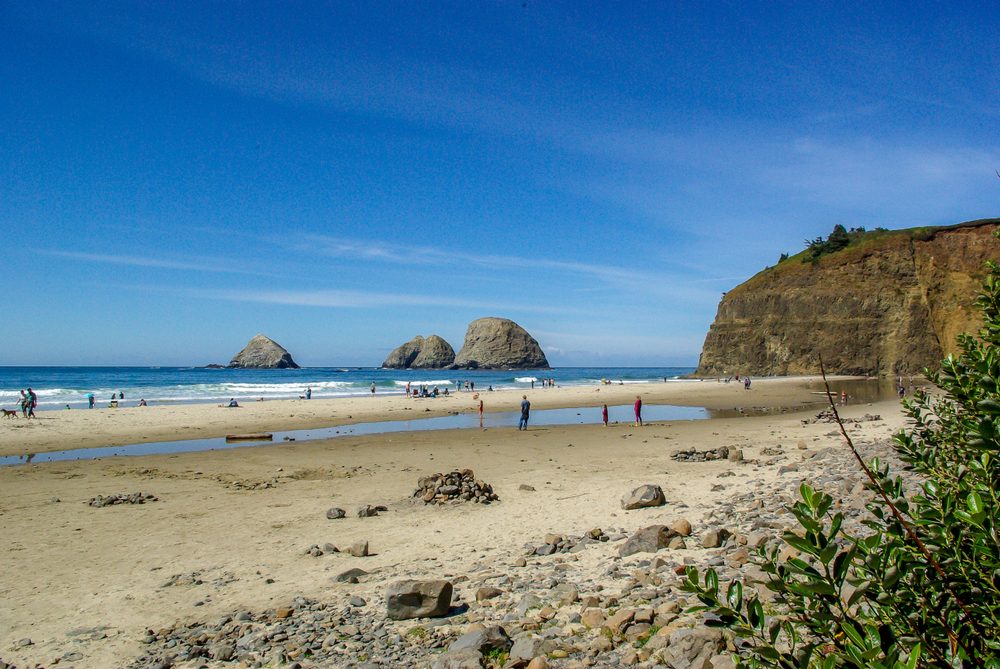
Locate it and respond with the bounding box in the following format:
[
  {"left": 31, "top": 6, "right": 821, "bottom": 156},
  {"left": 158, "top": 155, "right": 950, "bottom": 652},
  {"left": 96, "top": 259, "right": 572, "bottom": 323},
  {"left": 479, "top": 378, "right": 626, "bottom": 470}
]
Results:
[{"left": 2, "top": 409, "right": 19, "bottom": 419}]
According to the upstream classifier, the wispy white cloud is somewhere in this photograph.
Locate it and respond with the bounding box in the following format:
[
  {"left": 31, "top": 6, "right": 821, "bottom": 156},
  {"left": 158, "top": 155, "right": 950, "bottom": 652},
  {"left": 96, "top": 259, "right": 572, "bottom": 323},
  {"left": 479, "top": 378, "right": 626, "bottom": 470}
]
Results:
[{"left": 36, "top": 249, "right": 280, "bottom": 278}]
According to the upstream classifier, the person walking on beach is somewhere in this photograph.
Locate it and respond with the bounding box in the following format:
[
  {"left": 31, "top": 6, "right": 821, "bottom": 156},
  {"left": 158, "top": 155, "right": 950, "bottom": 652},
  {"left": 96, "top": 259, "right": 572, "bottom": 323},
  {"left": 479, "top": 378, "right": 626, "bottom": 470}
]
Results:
[
  {"left": 305, "top": 387, "right": 312, "bottom": 400},
  {"left": 478, "top": 399, "right": 484, "bottom": 428},
  {"left": 633, "top": 395, "right": 642, "bottom": 427},
  {"left": 518, "top": 395, "right": 530, "bottom": 430},
  {"left": 87, "top": 392, "right": 95, "bottom": 409},
  {"left": 743, "top": 376, "right": 751, "bottom": 390},
  {"left": 370, "top": 382, "right": 376, "bottom": 396},
  {"left": 27, "top": 388, "right": 37, "bottom": 418},
  {"left": 406, "top": 381, "right": 411, "bottom": 397},
  {"left": 602, "top": 403, "right": 608, "bottom": 427},
  {"left": 19, "top": 390, "right": 28, "bottom": 418}
]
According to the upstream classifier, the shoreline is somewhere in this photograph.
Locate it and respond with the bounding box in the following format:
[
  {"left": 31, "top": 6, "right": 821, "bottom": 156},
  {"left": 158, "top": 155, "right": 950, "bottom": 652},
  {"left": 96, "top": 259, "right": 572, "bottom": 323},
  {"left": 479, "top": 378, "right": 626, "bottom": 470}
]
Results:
[{"left": 0, "top": 376, "right": 869, "bottom": 456}]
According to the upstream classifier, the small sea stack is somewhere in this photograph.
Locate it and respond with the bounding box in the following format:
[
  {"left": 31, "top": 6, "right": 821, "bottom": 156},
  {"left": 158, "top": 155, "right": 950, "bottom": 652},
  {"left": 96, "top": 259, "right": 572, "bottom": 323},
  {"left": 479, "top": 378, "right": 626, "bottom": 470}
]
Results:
[
  {"left": 382, "top": 335, "right": 455, "bottom": 369},
  {"left": 452, "top": 317, "right": 549, "bottom": 369},
  {"left": 228, "top": 334, "right": 300, "bottom": 369}
]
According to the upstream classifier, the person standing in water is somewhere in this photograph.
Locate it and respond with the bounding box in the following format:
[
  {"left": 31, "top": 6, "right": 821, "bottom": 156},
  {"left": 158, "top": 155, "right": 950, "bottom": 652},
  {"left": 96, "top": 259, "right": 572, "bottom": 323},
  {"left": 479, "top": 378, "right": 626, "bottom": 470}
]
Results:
[
  {"left": 478, "top": 399, "right": 484, "bottom": 428},
  {"left": 305, "top": 387, "right": 312, "bottom": 400},
  {"left": 633, "top": 395, "right": 642, "bottom": 427},
  {"left": 370, "top": 382, "right": 376, "bottom": 395},
  {"left": 601, "top": 403, "right": 608, "bottom": 427},
  {"left": 518, "top": 395, "right": 530, "bottom": 430}
]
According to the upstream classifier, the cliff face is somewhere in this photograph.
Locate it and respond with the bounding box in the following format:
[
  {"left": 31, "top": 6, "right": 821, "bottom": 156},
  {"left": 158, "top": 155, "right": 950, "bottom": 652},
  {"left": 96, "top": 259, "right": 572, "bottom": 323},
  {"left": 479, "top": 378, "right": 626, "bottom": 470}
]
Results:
[{"left": 696, "top": 220, "right": 999, "bottom": 377}]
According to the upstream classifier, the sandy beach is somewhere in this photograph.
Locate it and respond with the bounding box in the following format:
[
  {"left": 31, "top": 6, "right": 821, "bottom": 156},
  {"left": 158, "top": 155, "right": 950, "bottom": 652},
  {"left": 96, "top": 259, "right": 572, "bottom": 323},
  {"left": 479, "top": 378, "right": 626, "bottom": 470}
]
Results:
[{"left": 0, "top": 377, "right": 904, "bottom": 668}]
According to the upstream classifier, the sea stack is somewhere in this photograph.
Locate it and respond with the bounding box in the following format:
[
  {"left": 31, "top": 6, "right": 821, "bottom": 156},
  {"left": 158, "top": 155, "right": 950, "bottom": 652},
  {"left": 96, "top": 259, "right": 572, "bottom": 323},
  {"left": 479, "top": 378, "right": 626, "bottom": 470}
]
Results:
[
  {"left": 382, "top": 335, "right": 456, "bottom": 369},
  {"left": 228, "top": 334, "right": 300, "bottom": 369},
  {"left": 452, "top": 317, "right": 549, "bottom": 369}
]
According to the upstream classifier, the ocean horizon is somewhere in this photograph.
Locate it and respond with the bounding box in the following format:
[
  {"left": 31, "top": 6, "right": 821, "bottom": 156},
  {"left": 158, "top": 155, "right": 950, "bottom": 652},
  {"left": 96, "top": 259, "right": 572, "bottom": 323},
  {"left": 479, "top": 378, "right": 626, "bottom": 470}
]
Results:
[{"left": 0, "top": 366, "right": 696, "bottom": 411}]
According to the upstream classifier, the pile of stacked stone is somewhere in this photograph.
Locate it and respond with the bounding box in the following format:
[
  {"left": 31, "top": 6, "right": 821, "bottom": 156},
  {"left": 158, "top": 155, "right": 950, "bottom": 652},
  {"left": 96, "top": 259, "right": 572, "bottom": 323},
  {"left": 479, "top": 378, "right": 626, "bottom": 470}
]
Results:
[
  {"left": 414, "top": 469, "right": 499, "bottom": 504},
  {"left": 526, "top": 528, "right": 616, "bottom": 556},
  {"left": 88, "top": 492, "right": 157, "bottom": 507}
]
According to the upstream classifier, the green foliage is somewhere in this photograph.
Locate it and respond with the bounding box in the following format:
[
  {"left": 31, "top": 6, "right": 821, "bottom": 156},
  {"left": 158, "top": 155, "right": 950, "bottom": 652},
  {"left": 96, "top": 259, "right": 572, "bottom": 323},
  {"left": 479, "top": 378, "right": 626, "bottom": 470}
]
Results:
[
  {"left": 779, "top": 252, "right": 790, "bottom": 264},
  {"left": 683, "top": 255, "right": 1000, "bottom": 668},
  {"left": 803, "top": 224, "right": 869, "bottom": 263},
  {"left": 483, "top": 648, "right": 509, "bottom": 667}
]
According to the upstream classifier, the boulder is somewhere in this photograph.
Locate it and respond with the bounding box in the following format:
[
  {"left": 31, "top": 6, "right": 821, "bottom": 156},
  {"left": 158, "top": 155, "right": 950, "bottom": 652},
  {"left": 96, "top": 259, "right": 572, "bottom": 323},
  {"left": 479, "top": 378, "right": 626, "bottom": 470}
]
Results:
[
  {"left": 228, "top": 334, "right": 299, "bottom": 369},
  {"left": 618, "top": 525, "right": 678, "bottom": 557},
  {"left": 382, "top": 335, "right": 456, "bottom": 369},
  {"left": 621, "top": 484, "right": 666, "bottom": 510},
  {"left": 452, "top": 317, "right": 549, "bottom": 369},
  {"left": 386, "top": 579, "right": 453, "bottom": 620}
]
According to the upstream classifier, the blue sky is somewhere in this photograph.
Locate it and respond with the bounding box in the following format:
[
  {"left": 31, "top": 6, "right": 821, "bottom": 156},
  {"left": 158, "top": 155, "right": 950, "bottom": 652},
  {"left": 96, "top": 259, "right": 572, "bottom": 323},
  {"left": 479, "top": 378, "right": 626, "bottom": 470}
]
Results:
[{"left": 2, "top": 1, "right": 997, "bottom": 367}]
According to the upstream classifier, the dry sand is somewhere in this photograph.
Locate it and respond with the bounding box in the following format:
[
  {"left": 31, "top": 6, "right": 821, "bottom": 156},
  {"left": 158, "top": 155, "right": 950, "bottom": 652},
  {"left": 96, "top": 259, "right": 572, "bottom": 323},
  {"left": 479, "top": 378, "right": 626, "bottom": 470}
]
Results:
[{"left": 0, "top": 377, "right": 903, "bottom": 668}]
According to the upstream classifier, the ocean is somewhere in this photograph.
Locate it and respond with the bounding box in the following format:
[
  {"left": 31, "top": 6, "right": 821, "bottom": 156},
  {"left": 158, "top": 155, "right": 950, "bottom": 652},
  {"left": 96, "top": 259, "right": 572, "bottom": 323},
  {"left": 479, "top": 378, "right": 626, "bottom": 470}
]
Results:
[{"left": 0, "top": 366, "right": 695, "bottom": 411}]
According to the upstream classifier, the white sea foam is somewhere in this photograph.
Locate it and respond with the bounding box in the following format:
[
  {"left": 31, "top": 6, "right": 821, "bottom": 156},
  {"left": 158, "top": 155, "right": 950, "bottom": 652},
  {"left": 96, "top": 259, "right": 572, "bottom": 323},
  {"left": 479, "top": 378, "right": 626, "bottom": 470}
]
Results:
[
  {"left": 393, "top": 379, "right": 454, "bottom": 387},
  {"left": 514, "top": 377, "right": 538, "bottom": 383}
]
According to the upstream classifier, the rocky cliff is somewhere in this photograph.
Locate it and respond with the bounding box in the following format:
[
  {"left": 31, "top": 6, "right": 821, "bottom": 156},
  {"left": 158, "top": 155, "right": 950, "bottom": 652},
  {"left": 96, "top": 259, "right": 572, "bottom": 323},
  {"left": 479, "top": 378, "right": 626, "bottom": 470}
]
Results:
[
  {"left": 382, "top": 335, "right": 456, "bottom": 369},
  {"left": 228, "top": 334, "right": 300, "bottom": 369},
  {"left": 453, "top": 317, "right": 549, "bottom": 369},
  {"left": 696, "top": 219, "right": 999, "bottom": 377}
]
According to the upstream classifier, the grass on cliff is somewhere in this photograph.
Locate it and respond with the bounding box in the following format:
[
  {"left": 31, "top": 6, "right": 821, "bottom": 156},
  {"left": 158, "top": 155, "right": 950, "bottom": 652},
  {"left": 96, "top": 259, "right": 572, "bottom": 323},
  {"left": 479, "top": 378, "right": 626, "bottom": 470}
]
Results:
[{"left": 729, "top": 218, "right": 1000, "bottom": 296}]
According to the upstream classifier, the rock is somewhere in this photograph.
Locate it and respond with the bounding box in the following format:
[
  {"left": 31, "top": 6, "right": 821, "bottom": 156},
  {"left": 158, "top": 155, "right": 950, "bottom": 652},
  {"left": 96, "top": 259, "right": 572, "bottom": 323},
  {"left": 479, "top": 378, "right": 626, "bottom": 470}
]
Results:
[
  {"left": 476, "top": 586, "right": 503, "bottom": 601},
  {"left": 448, "top": 625, "right": 512, "bottom": 654},
  {"left": 580, "top": 609, "right": 605, "bottom": 629},
  {"left": 386, "top": 579, "right": 453, "bottom": 620},
  {"left": 670, "top": 518, "right": 693, "bottom": 536},
  {"left": 275, "top": 606, "right": 294, "bottom": 619},
  {"left": 701, "top": 529, "right": 732, "bottom": 548},
  {"left": 619, "top": 525, "right": 678, "bottom": 557},
  {"left": 452, "top": 317, "right": 549, "bottom": 369},
  {"left": 349, "top": 541, "right": 370, "bottom": 557},
  {"left": 431, "top": 649, "right": 483, "bottom": 669},
  {"left": 621, "top": 484, "right": 666, "bottom": 510},
  {"left": 382, "top": 335, "right": 456, "bottom": 369},
  {"left": 228, "top": 334, "right": 299, "bottom": 369},
  {"left": 357, "top": 504, "right": 385, "bottom": 518},
  {"left": 510, "top": 636, "right": 546, "bottom": 662},
  {"left": 604, "top": 609, "right": 635, "bottom": 634},
  {"left": 526, "top": 658, "right": 549, "bottom": 669},
  {"left": 326, "top": 507, "right": 346, "bottom": 519},
  {"left": 663, "top": 628, "right": 726, "bottom": 668},
  {"left": 334, "top": 568, "right": 368, "bottom": 583},
  {"left": 210, "top": 642, "right": 235, "bottom": 661}
]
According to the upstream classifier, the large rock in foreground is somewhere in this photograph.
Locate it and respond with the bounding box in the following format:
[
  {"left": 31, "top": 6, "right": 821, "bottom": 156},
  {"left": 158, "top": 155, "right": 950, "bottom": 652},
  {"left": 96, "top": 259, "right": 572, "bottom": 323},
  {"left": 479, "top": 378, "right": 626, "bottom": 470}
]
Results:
[
  {"left": 228, "top": 334, "right": 299, "bottom": 369},
  {"left": 696, "top": 219, "right": 1000, "bottom": 376},
  {"left": 382, "top": 335, "right": 455, "bottom": 369},
  {"left": 386, "top": 580, "right": 453, "bottom": 620},
  {"left": 452, "top": 317, "right": 549, "bottom": 369}
]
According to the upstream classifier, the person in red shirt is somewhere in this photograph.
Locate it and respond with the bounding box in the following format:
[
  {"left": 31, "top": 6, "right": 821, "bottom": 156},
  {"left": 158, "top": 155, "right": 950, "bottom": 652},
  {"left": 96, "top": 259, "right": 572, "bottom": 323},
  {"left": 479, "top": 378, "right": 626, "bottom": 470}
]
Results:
[
  {"left": 633, "top": 395, "right": 642, "bottom": 427},
  {"left": 602, "top": 403, "right": 608, "bottom": 426}
]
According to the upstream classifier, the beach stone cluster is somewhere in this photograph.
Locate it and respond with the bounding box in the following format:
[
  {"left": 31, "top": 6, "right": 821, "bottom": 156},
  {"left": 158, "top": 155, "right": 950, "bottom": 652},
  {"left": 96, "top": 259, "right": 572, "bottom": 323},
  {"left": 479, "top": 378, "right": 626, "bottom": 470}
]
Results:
[
  {"left": 801, "top": 409, "right": 882, "bottom": 425},
  {"left": 87, "top": 492, "right": 157, "bottom": 507},
  {"left": 414, "top": 469, "right": 498, "bottom": 504},
  {"left": 526, "top": 528, "right": 615, "bottom": 556},
  {"left": 670, "top": 446, "right": 732, "bottom": 462}
]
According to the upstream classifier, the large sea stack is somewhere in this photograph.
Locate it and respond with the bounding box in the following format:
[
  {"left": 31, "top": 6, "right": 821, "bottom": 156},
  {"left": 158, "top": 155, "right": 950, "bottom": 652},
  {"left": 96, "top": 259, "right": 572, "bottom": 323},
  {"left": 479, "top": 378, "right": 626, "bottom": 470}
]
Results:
[
  {"left": 228, "top": 334, "right": 300, "bottom": 369},
  {"left": 452, "top": 317, "right": 549, "bottom": 369},
  {"left": 696, "top": 219, "right": 999, "bottom": 377},
  {"left": 382, "top": 335, "right": 456, "bottom": 369}
]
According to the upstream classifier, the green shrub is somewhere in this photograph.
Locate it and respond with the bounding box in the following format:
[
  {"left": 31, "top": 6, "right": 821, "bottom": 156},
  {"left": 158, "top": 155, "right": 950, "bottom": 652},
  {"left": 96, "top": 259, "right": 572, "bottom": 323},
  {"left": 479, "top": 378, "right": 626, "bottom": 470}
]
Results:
[{"left": 683, "top": 256, "right": 1000, "bottom": 668}]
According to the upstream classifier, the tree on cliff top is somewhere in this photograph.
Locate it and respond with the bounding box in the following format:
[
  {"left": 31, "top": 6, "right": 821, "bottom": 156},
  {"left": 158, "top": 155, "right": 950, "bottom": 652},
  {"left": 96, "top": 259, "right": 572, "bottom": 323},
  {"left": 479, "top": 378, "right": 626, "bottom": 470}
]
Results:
[{"left": 684, "top": 253, "right": 1000, "bottom": 667}]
